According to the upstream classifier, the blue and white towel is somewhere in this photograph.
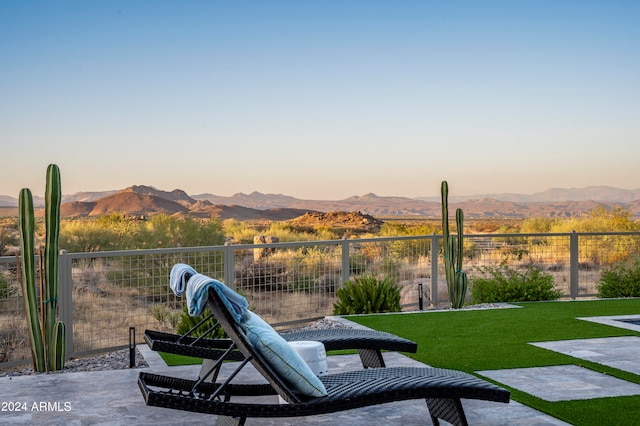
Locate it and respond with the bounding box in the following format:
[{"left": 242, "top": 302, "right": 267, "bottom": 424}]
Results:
[
  {"left": 185, "top": 273, "right": 249, "bottom": 323},
  {"left": 169, "top": 263, "right": 198, "bottom": 297}
]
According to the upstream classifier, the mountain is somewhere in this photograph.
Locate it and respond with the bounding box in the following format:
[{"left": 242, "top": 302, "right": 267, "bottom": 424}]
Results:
[
  {"left": 55, "top": 186, "right": 313, "bottom": 220},
  {"left": 0, "top": 195, "right": 17, "bottom": 207},
  {"left": 3, "top": 185, "right": 640, "bottom": 219},
  {"left": 192, "top": 191, "right": 304, "bottom": 209},
  {"left": 0, "top": 194, "right": 45, "bottom": 207},
  {"left": 416, "top": 186, "right": 640, "bottom": 203},
  {"left": 62, "top": 190, "right": 119, "bottom": 203},
  {"left": 60, "top": 191, "right": 189, "bottom": 218}
]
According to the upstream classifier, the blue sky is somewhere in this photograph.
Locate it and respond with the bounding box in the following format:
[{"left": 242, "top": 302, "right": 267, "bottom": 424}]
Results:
[{"left": 2, "top": 1, "right": 639, "bottom": 199}]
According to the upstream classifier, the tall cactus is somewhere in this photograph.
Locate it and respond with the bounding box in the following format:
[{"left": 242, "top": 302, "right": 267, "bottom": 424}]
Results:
[
  {"left": 441, "top": 181, "right": 468, "bottom": 309},
  {"left": 19, "top": 188, "right": 46, "bottom": 371},
  {"left": 18, "top": 164, "right": 66, "bottom": 372}
]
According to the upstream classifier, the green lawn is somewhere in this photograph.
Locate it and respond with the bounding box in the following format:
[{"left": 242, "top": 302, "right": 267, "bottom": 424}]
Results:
[
  {"left": 347, "top": 299, "right": 640, "bottom": 426},
  {"left": 158, "top": 351, "right": 203, "bottom": 366}
]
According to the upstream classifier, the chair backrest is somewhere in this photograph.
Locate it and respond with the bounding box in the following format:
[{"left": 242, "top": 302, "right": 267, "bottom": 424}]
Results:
[{"left": 205, "top": 288, "right": 303, "bottom": 403}]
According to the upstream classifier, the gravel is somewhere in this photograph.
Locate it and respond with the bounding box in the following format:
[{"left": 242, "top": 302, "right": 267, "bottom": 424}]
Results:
[
  {"left": 0, "top": 347, "right": 149, "bottom": 378},
  {"left": 0, "top": 320, "right": 344, "bottom": 378}
]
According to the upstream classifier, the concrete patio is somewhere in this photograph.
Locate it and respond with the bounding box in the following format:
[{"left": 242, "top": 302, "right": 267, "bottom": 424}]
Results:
[{"left": 0, "top": 344, "right": 574, "bottom": 426}]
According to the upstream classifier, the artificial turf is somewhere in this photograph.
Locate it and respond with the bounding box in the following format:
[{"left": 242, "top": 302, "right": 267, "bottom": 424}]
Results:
[
  {"left": 347, "top": 298, "right": 640, "bottom": 426},
  {"left": 158, "top": 351, "right": 203, "bottom": 366}
]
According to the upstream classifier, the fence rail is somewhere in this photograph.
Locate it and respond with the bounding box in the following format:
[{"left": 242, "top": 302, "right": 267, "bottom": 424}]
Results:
[{"left": 1, "top": 231, "right": 639, "bottom": 368}]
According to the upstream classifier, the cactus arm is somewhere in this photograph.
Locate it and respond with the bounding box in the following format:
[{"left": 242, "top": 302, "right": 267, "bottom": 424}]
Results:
[
  {"left": 44, "top": 164, "right": 63, "bottom": 369},
  {"left": 455, "top": 208, "right": 464, "bottom": 272},
  {"left": 441, "top": 181, "right": 452, "bottom": 301},
  {"left": 454, "top": 271, "right": 468, "bottom": 309},
  {"left": 18, "top": 188, "right": 46, "bottom": 372},
  {"left": 51, "top": 321, "right": 66, "bottom": 371},
  {"left": 44, "top": 164, "right": 61, "bottom": 306},
  {"left": 441, "top": 181, "right": 449, "bottom": 251}
]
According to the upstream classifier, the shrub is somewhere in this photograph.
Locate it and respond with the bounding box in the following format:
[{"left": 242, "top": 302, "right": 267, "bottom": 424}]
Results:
[
  {"left": 333, "top": 275, "right": 401, "bottom": 315},
  {"left": 597, "top": 258, "right": 640, "bottom": 298},
  {"left": 0, "top": 275, "right": 15, "bottom": 300},
  {"left": 176, "top": 306, "right": 226, "bottom": 338},
  {"left": 349, "top": 253, "right": 368, "bottom": 275},
  {"left": 470, "top": 265, "right": 562, "bottom": 303},
  {"left": 149, "top": 304, "right": 181, "bottom": 330}
]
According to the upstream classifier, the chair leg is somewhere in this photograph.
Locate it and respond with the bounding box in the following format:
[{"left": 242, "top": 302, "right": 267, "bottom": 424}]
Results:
[
  {"left": 215, "top": 415, "right": 246, "bottom": 426},
  {"left": 199, "top": 358, "right": 217, "bottom": 382},
  {"left": 425, "top": 398, "right": 468, "bottom": 426},
  {"left": 357, "top": 348, "right": 386, "bottom": 368}
]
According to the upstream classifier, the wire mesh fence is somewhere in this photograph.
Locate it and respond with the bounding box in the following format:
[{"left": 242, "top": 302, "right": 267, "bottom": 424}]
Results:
[{"left": 1, "top": 231, "right": 639, "bottom": 368}]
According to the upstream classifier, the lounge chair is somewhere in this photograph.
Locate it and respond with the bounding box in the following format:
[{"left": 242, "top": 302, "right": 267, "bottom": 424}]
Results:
[
  {"left": 153, "top": 263, "right": 417, "bottom": 369},
  {"left": 138, "top": 285, "right": 510, "bottom": 425},
  {"left": 144, "top": 320, "right": 418, "bottom": 369}
]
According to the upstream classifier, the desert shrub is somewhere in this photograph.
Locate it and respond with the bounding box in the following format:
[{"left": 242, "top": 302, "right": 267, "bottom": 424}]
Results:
[
  {"left": 60, "top": 214, "right": 225, "bottom": 253},
  {"left": 470, "top": 265, "right": 562, "bottom": 303},
  {"left": 349, "top": 253, "right": 368, "bottom": 275},
  {"left": 176, "top": 306, "right": 226, "bottom": 338},
  {"left": 333, "top": 275, "right": 401, "bottom": 315},
  {"left": 263, "top": 222, "right": 317, "bottom": 242},
  {"left": 551, "top": 205, "right": 638, "bottom": 233},
  {"left": 149, "top": 304, "right": 181, "bottom": 330},
  {"left": 596, "top": 258, "right": 640, "bottom": 298},
  {"left": 0, "top": 275, "right": 15, "bottom": 300},
  {"left": 139, "top": 214, "right": 225, "bottom": 248},
  {"left": 549, "top": 206, "right": 640, "bottom": 264}
]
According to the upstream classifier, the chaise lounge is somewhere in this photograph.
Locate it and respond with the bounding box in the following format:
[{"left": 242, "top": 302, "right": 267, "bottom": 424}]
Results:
[
  {"left": 150, "top": 263, "right": 417, "bottom": 369},
  {"left": 144, "top": 319, "right": 418, "bottom": 369},
  {"left": 138, "top": 279, "right": 510, "bottom": 425}
]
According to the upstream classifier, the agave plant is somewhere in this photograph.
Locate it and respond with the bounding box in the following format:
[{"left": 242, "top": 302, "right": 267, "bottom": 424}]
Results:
[
  {"left": 333, "top": 274, "right": 401, "bottom": 315},
  {"left": 441, "top": 181, "right": 468, "bottom": 309},
  {"left": 18, "top": 164, "right": 66, "bottom": 372}
]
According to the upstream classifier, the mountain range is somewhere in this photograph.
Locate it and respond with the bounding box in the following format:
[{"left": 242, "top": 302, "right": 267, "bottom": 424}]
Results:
[{"left": 1, "top": 185, "right": 639, "bottom": 219}]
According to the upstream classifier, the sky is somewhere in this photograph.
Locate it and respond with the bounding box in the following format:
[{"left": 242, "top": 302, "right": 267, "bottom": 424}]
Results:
[{"left": 1, "top": 1, "right": 639, "bottom": 200}]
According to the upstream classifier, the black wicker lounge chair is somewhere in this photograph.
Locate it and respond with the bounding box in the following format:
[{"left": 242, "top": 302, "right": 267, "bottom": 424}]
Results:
[
  {"left": 144, "top": 319, "right": 417, "bottom": 369},
  {"left": 138, "top": 288, "right": 510, "bottom": 425},
  {"left": 158, "top": 262, "right": 416, "bottom": 368}
]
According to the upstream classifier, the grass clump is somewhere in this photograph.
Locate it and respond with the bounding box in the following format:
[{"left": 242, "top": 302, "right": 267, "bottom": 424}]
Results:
[
  {"left": 333, "top": 275, "right": 401, "bottom": 315},
  {"left": 470, "top": 264, "right": 562, "bottom": 303}
]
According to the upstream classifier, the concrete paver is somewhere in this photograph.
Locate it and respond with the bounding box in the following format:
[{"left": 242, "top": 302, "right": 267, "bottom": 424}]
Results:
[{"left": 0, "top": 345, "right": 568, "bottom": 425}]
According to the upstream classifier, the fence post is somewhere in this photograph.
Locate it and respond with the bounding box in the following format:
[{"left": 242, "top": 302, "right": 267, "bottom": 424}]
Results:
[
  {"left": 569, "top": 231, "right": 579, "bottom": 299},
  {"left": 430, "top": 233, "right": 439, "bottom": 307},
  {"left": 58, "top": 249, "right": 74, "bottom": 357},
  {"left": 341, "top": 238, "right": 350, "bottom": 286},
  {"left": 223, "top": 242, "right": 235, "bottom": 290}
]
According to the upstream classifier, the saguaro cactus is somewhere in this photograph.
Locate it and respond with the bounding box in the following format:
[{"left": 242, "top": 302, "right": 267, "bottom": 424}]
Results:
[
  {"left": 19, "top": 164, "right": 66, "bottom": 372},
  {"left": 441, "top": 181, "right": 468, "bottom": 309}
]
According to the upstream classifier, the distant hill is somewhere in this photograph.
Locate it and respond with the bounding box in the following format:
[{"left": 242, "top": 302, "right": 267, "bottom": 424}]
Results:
[
  {"left": 416, "top": 186, "right": 640, "bottom": 203},
  {"left": 2, "top": 184, "right": 640, "bottom": 219},
  {"left": 60, "top": 191, "right": 189, "bottom": 218},
  {"left": 53, "top": 186, "right": 314, "bottom": 220}
]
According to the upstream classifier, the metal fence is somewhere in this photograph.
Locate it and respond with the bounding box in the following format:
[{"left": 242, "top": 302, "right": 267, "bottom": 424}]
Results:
[{"left": 1, "top": 231, "right": 639, "bottom": 368}]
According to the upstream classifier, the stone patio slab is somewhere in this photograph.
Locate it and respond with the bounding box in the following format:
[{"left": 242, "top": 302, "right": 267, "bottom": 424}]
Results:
[
  {"left": 531, "top": 336, "right": 640, "bottom": 376},
  {"left": 478, "top": 364, "right": 640, "bottom": 401}
]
